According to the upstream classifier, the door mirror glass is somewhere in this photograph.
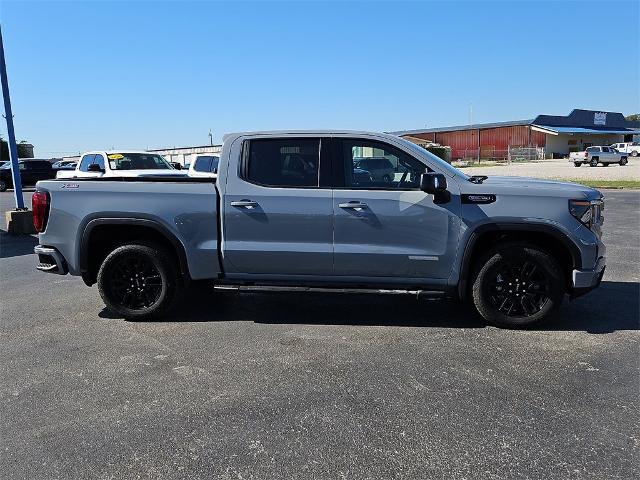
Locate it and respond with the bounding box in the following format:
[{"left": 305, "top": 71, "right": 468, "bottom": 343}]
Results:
[{"left": 420, "top": 173, "right": 447, "bottom": 194}]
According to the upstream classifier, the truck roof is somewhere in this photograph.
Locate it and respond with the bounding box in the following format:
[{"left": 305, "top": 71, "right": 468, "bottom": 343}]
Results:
[{"left": 222, "top": 130, "right": 398, "bottom": 141}]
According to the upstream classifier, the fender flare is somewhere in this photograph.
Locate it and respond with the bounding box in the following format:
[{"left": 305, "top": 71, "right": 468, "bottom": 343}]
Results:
[
  {"left": 79, "top": 217, "right": 191, "bottom": 285},
  {"left": 457, "top": 222, "right": 583, "bottom": 300}
]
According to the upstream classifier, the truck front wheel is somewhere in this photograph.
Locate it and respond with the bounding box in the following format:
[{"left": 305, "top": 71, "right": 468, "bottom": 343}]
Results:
[
  {"left": 97, "top": 243, "right": 181, "bottom": 320},
  {"left": 471, "top": 244, "right": 564, "bottom": 328}
]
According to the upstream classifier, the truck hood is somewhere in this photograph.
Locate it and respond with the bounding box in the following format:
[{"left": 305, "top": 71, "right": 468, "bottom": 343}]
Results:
[{"left": 467, "top": 175, "right": 602, "bottom": 200}]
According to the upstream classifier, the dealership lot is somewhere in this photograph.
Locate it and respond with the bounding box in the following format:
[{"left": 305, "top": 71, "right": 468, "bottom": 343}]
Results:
[
  {"left": 0, "top": 189, "right": 638, "bottom": 479},
  {"left": 461, "top": 157, "right": 640, "bottom": 181}
]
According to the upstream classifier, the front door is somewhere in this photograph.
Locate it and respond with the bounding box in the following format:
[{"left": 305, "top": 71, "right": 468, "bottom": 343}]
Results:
[
  {"left": 223, "top": 137, "right": 334, "bottom": 276},
  {"left": 332, "top": 138, "right": 459, "bottom": 280}
]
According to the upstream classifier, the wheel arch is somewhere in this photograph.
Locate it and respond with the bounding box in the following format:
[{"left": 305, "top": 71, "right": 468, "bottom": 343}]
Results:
[
  {"left": 457, "top": 223, "right": 581, "bottom": 301},
  {"left": 79, "top": 217, "right": 191, "bottom": 286}
]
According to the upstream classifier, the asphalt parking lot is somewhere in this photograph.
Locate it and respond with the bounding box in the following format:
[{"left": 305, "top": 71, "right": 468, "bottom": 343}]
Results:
[{"left": 1, "top": 189, "right": 638, "bottom": 480}]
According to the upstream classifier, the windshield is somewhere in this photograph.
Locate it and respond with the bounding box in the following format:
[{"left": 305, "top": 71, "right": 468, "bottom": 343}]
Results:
[
  {"left": 396, "top": 137, "right": 468, "bottom": 178},
  {"left": 107, "top": 153, "right": 173, "bottom": 170}
]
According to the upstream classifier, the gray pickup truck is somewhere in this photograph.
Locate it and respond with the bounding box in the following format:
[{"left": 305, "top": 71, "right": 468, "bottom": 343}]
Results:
[{"left": 32, "top": 131, "right": 606, "bottom": 328}]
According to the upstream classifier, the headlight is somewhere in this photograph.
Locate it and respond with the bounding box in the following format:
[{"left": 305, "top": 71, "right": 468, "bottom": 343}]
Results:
[{"left": 570, "top": 199, "right": 603, "bottom": 229}]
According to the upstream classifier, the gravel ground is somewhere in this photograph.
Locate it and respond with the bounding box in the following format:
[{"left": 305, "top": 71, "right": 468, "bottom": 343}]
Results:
[{"left": 460, "top": 157, "right": 640, "bottom": 181}]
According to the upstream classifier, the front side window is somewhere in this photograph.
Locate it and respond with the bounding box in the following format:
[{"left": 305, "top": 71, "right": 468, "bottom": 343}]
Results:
[
  {"left": 245, "top": 138, "right": 320, "bottom": 187},
  {"left": 107, "top": 153, "right": 172, "bottom": 170},
  {"left": 79, "top": 154, "right": 95, "bottom": 172},
  {"left": 342, "top": 139, "right": 428, "bottom": 189}
]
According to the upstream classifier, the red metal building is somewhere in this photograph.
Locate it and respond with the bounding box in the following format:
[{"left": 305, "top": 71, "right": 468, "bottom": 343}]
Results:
[{"left": 392, "top": 109, "right": 639, "bottom": 160}]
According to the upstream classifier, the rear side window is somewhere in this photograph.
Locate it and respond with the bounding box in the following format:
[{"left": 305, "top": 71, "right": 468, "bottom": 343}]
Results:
[
  {"left": 79, "top": 154, "right": 95, "bottom": 172},
  {"left": 244, "top": 139, "right": 320, "bottom": 187},
  {"left": 586, "top": 147, "right": 597, "bottom": 153},
  {"left": 194, "top": 155, "right": 219, "bottom": 172}
]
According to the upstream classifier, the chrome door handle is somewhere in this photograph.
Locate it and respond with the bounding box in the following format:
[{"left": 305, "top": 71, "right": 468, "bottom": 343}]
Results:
[
  {"left": 338, "top": 201, "right": 368, "bottom": 210},
  {"left": 230, "top": 200, "right": 258, "bottom": 209}
]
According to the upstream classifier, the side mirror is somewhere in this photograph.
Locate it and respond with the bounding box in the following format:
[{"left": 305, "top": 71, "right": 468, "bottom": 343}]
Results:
[
  {"left": 171, "top": 162, "right": 182, "bottom": 170},
  {"left": 87, "top": 163, "right": 105, "bottom": 173},
  {"left": 420, "top": 172, "right": 447, "bottom": 194}
]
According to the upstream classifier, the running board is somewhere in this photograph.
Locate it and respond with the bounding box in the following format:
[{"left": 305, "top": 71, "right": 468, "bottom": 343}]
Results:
[{"left": 214, "top": 285, "right": 445, "bottom": 299}]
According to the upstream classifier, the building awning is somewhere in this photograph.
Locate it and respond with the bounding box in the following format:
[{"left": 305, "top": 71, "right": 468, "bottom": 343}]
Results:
[{"left": 531, "top": 125, "right": 640, "bottom": 135}]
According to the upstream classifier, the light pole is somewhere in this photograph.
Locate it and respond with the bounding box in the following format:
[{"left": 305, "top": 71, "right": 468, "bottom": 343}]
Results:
[
  {"left": 208, "top": 129, "right": 213, "bottom": 147},
  {"left": 0, "top": 25, "right": 25, "bottom": 210}
]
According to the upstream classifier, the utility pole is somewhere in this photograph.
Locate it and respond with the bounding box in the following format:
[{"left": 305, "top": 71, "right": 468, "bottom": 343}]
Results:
[
  {"left": 0, "top": 25, "right": 25, "bottom": 210},
  {"left": 208, "top": 129, "right": 213, "bottom": 147}
]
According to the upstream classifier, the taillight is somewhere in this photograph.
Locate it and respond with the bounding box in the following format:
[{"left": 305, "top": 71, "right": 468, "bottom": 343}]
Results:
[
  {"left": 32, "top": 191, "right": 49, "bottom": 233},
  {"left": 584, "top": 152, "right": 588, "bottom": 157}
]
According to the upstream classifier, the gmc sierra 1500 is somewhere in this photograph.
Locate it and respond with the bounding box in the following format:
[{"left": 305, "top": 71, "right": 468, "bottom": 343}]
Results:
[{"left": 32, "top": 131, "right": 606, "bottom": 328}]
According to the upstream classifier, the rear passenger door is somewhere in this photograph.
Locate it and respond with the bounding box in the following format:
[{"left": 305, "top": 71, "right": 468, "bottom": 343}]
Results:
[{"left": 223, "top": 137, "right": 334, "bottom": 276}]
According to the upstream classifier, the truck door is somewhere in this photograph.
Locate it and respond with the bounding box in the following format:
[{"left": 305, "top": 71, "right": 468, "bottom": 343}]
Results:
[
  {"left": 223, "top": 137, "right": 334, "bottom": 276},
  {"left": 332, "top": 138, "right": 459, "bottom": 280}
]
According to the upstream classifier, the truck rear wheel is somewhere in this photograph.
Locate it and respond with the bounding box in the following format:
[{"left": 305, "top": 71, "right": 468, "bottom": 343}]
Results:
[
  {"left": 471, "top": 244, "right": 564, "bottom": 328},
  {"left": 0, "top": 179, "right": 7, "bottom": 192},
  {"left": 97, "top": 242, "right": 180, "bottom": 320},
  {"left": 589, "top": 157, "right": 599, "bottom": 167},
  {"left": 573, "top": 162, "right": 582, "bottom": 167},
  {"left": 631, "top": 151, "right": 638, "bottom": 157}
]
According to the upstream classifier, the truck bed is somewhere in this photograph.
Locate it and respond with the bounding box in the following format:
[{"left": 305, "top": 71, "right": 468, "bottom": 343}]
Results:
[{"left": 35, "top": 176, "right": 221, "bottom": 280}]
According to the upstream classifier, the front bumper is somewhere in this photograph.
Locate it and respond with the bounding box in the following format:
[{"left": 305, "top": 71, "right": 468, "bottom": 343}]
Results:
[{"left": 571, "top": 255, "right": 606, "bottom": 298}]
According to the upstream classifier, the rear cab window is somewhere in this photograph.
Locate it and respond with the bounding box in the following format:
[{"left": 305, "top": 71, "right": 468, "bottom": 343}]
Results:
[{"left": 242, "top": 138, "right": 320, "bottom": 187}]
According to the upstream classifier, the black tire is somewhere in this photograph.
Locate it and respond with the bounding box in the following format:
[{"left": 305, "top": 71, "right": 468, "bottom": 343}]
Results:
[
  {"left": 619, "top": 157, "right": 628, "bottom": 166},
  {"left": 573, "top": 162, "right": 581, "bottom": 167},
  {"left": 631, "top": 150, "right": 638, "bottom": 157},
  {"left": 97, "top": 242, "right": 181, "bottom": 320},
  {"left": 0, "top": 179, "right": 7, "bottom": 192},
  {"left": 471, "top": 243, "right": 564, "bottom": 328},
  {"left": 382, "top": 174, "right": 391, "bottom": 183},
  {"left": 590, "top": 157, "right": 599, "bottom": 167}
]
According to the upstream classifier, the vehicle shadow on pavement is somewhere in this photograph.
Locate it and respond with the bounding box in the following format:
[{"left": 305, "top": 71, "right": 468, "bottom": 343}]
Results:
[
  {"left": 0, "top": 230, "right": 38, "bottom": 259},
  {"left": 101, "top": 280, "right": 639, "bottom": 333}
]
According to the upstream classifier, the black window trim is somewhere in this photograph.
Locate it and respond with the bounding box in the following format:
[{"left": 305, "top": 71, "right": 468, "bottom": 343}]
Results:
[
  {"left": 332, "top": 137, "right": 429, "bottom": 191},
  {"left": 239, "top": 137, "right": 326, "bottom": 189}
]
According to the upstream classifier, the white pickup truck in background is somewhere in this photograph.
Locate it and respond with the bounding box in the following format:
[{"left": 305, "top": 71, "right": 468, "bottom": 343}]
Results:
[
  {"left": 610, "top": 142, "right": 640, "bottom": 157},
  {"left": 570, "top": 146, "right": 629, "bottom": 167},
  {"left": 56, "top": 150, "right": 185, "bottom": 179}
]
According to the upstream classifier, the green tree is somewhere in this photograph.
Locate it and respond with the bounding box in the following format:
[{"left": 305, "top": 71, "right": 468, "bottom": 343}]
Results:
[
  {"left": 625, "top": 114, "right": 640, "bottom": 122},
  {"left": 0, "top": 136, "right": 33, "bottom": 160}
]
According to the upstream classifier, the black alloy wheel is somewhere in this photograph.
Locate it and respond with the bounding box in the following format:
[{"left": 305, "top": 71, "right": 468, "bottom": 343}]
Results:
[
  {"left": 109, "top": 255, "right": 163, "bottom": 310},
  {"left": 483, "top": 259, "right": 550, "bottom": 318},
  {"left": 97, "top": 243, "right": 180, "bottom": 319},
  {"left": 471, "top": 244, "right": 564, "bottom": 328}
]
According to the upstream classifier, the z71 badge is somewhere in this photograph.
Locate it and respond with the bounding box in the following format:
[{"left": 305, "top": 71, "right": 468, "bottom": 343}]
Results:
[{"left": 61, "top": 183, "right": 80, "bottom": 189}]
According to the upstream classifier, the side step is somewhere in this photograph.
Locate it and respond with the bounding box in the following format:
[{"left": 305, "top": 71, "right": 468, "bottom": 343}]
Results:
[{"left": 214, "top": 285, "right": 445, "bottom": 299}]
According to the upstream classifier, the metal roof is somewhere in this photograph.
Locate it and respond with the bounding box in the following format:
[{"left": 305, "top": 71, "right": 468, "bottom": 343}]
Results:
[
  {"left": 532, "top": 125, "right": 640, "bottom": 135},
  {"left": 390, "top": 119, "right": 534, "bottom": 136}
]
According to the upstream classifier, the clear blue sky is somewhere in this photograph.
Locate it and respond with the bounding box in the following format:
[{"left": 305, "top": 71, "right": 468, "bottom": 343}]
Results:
[{"left": 1, "top": 0, "right": 639, "bottom": 157}]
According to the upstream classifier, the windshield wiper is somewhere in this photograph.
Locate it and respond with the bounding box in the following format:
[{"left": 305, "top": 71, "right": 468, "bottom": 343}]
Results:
[{"left": 468, "top": 175, "right": 488, "bottom": 184}]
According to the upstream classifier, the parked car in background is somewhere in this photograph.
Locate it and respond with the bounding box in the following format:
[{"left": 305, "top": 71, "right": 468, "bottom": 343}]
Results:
[
  {"left": 52, "top": 160, "right": 78, "bottom": 170},
  {"left": 188, "top": 154, "right": 220, "bottom": 178},
  {"left": 34, "top": 130, "right": 606, "bottom": 329},
  {"left": 56, "top": 151, "right": 185, "bottom": 179},
  {"left": 570, "top": 146, "right": 628, "bottom": 167},
  {"left": 0, "top": 159, "right": 56, "bottom": 191},
  {"left": 353, "top": 157, "right": 395, "bottom": 182},
  {"left": 610, "top": 142, "right": 640, "bottom": 157}
]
